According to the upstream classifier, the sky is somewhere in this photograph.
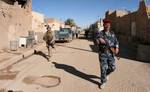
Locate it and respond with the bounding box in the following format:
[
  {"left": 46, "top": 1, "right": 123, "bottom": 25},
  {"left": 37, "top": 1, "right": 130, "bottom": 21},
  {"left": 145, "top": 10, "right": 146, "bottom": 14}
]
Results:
[{"left": 32, "top": 0, "right": 150, "bottom": 28}]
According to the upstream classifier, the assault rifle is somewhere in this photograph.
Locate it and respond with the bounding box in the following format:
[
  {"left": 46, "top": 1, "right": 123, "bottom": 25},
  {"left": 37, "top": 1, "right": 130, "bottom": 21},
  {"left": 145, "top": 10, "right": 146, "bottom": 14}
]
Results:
[{"left": 104, "top": 39, "right": 120, "bottom": 60}]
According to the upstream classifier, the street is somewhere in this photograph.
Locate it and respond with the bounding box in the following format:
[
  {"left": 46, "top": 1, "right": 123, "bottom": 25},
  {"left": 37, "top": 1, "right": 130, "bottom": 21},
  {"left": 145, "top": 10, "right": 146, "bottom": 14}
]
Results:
[{"left": 0, "top": 39, "right": 150, "bottom": 92}]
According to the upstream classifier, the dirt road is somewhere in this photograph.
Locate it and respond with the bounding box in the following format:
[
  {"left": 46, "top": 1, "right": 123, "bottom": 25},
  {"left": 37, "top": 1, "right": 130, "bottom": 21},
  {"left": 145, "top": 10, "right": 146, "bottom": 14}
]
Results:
[{"left": 0, "top": 39, "right": 150, "bottom": 92}]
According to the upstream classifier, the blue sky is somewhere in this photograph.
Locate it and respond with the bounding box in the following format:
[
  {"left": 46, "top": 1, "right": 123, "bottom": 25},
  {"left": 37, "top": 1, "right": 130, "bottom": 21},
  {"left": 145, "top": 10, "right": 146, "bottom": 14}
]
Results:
[{"left": 32, "top": 0, "right": 150, "bottom": 27}]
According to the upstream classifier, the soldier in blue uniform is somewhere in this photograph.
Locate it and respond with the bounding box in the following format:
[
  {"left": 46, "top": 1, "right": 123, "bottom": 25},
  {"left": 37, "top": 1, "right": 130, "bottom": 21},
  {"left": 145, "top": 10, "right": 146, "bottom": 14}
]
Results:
[{"left": 96, "top": 19, "right": 119, "bottom": 89}]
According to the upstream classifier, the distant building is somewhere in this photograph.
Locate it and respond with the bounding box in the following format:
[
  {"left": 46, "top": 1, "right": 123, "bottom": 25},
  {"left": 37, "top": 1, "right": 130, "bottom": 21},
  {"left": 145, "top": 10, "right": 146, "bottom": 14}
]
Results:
[
  {"left": 97, "top": 18, "right": 104, "bottom": 31},
  {"left": 31, "top": 11, "right": 46, "bottom": 43},
  {"left": 105, "top": 0, "right": 150, "bottom": 44},
  {"left": 45, "top": 18, "right": 65, "bottom": 31},
  {"left": 32, "top": 11, "right": 45, "bottom": 32}
]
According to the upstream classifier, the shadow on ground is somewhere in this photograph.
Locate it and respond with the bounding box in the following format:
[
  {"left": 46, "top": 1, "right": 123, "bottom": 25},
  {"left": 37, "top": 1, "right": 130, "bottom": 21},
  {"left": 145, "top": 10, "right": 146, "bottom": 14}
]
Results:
[
  {"left": 79, "top": 36, "right": 93, "bottom": 42},
  {"left": 52, "top": 62, "right": 100, "bottom": 86},
  {"left": 56, "top": 44, "right": 95, "bottom": 53},
  {"left": 118, "top": 43, "right": 137, "bottom": 60},
  {"left": 34, "top": 50, "right": 49, "bottom": 61},
  {"left": 89, "top": 42, "right": 140, "bottom": 62},
  {"left": 89, "top": 45, "right": 99, "bottom": 53}
]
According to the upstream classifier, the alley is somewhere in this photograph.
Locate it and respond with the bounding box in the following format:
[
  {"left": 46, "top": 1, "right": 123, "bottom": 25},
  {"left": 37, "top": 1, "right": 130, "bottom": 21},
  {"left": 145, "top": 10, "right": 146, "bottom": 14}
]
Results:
[{"left": 0, "top": 39, "right": 150, "bottom": 92}]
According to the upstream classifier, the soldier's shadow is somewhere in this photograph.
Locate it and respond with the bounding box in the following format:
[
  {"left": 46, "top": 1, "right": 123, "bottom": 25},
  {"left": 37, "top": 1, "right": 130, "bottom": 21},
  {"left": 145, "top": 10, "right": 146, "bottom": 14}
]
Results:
[
  {"left": 52, "top": 62, "right": 101, "bottom": 86},
  {"left": 89, "top": 45, "right": 99, "bottom": 53},
  {"left": 34, "top": 50, "right": 49, "bottom": 61}
]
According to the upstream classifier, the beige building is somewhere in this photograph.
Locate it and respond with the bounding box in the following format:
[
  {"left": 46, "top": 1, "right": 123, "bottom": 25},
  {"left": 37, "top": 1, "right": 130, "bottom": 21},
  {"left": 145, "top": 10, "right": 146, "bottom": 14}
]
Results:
[
  {"left": 46, "top": 18, "right": 65, "bottom": 31},
  {"left": 65, "top": 25, "right": 71, "bottom": 28},
  {"left": 0, "top": 0, "right": 32, "bottom": 50},
  {"left": 32, "top": 11, "right": 45, "bottom": 33},
  {"left": 105, "top": 0, "right": 150, "bottom": 61},
  {"left": 31, "top": 11, "right": 46, "bottom": 43},
  {"left": 96, "top": 18, "right": 104, "bottom": 31},
  {"left": 105, "top": 0, "right": 150, "bottom": 44}
]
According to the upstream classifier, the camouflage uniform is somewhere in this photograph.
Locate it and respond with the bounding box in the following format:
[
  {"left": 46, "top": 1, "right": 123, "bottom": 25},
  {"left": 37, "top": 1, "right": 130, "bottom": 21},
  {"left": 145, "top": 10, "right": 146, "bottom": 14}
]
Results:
[
  {"left": 43, "top": 26, "right": 55, "bottom": 58},
  {"left": 97, "top": 30, "right": 119, "bottom": 84}
]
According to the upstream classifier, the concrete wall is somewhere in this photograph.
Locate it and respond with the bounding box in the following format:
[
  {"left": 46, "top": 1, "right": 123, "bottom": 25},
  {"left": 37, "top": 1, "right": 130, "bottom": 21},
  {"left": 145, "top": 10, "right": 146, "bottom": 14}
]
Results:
[{"left": 0, "top": 0, "right": 32, "bottom": 49}]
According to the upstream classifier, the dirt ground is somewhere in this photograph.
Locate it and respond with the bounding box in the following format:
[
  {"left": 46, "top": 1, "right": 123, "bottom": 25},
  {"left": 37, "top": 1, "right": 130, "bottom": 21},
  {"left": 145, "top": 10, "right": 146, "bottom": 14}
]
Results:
[{"left": 0, "top": 39, "right": 150, "bottom": 92}]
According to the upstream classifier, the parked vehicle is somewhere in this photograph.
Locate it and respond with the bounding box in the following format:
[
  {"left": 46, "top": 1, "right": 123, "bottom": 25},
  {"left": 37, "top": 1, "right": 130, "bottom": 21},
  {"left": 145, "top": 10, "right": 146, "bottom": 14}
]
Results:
[{"left": 55, "top": 28, "right": 73, "bottom": 42}]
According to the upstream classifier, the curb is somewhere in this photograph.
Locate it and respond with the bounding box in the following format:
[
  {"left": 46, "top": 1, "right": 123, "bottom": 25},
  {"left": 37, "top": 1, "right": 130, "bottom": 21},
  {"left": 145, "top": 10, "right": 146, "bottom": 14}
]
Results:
[{"left": 0, "top": 43, "right": 45, "bottom": 70}]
